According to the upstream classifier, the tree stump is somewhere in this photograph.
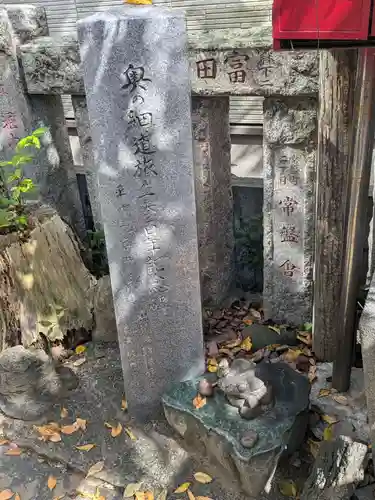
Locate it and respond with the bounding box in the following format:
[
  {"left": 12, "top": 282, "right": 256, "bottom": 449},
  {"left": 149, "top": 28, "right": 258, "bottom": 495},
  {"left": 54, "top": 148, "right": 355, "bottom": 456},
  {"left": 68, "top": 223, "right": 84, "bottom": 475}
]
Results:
[{"left": 0, "top": 205, "right": 96, "bottom": 350}]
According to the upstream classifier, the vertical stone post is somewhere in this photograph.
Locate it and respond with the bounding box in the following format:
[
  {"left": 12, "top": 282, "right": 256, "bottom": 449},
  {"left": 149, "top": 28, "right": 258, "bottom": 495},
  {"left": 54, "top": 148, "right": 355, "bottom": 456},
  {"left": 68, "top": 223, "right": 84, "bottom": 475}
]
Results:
[
  {"left": 263, "top": 96, "right": 317, "bottom": 325},
  {"left": 192, "top": 96, "right": 234, "bottom": 306},
  {"left": 78, "top": 6, "right": 205, "bottom": 419},
  {"left": 72, "top": 96, "right": 102, "bottom": 230},
  {"left": 0, "top": 5, "right": 86, "bottom": 240}
]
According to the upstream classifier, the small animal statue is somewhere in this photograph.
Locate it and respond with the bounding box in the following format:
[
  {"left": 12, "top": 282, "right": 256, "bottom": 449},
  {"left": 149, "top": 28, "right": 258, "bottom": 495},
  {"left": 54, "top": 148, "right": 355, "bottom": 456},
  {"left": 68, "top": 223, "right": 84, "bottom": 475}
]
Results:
[{"left": 217, "top": 358, "right": 272, "bottom": 419}]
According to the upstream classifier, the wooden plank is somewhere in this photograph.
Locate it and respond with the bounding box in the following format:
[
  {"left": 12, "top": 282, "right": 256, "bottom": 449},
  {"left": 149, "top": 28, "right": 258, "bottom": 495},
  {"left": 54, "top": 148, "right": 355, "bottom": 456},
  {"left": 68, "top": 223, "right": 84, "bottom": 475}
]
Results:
[{"left": 313, "top": 49, "right": 357, "bottom": 361}]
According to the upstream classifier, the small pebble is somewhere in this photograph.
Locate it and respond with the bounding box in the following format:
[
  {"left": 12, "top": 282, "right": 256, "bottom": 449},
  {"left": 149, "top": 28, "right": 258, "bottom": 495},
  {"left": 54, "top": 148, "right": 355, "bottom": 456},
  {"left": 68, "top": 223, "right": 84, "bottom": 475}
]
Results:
[{"left": 198, "top": 378, "right": 214, "bottom": 397}]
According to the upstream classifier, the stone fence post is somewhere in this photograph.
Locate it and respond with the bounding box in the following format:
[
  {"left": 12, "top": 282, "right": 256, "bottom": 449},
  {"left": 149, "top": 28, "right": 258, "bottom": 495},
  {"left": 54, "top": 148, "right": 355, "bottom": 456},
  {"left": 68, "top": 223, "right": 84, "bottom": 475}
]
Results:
[{"left": 78, "top": 6, "right": 205, "bottom": 419}]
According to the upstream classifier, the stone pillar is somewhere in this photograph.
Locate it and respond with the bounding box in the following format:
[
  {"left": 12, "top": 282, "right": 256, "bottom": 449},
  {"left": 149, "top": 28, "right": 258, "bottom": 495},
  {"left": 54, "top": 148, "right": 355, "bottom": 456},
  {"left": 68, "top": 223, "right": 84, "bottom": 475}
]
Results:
[
  {"left": 78, "top": 6, "right": 204, "bottom": 419},
  {"left": 192, "top": 96, "right": 234, "bottom": 306},
  {"left": 263, "top": 96, "right": 317, "bottom": 325},
  {"left": 72, "top": 96, "right": 102, "bottom": 230},
  {"left": 0, "top": 6, "right": 86, "bottom": 240}
]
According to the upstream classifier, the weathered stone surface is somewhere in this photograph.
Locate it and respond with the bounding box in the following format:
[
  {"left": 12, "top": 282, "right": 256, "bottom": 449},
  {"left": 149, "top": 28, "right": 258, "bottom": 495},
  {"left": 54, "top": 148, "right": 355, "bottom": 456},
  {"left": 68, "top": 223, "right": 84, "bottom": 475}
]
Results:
[
  {"left": 0, "top": 346, "right": 78, "bottom": 420},
  {"left": 19, "top": 34, "right": 318, "bottom": 97},
  {"left": 301, "top": 436, "right": 368, "bottom": 500},
  {"left": 20, "top": 36, "right": 84, "bottom": 94},
  {"left": 353, "top": 485, "right": 375, "bottom": 500},
  {"left": 163, "top": 361, "right": 310, "bottom": 498},
  {"left": 263, "top": 97, "right": 317, "bottom": 325},
  {"left": 92, "top": 275, "right": 117, "bottom": 343},
  {"left": 72, "top": 95, "right": 102, "bottom": 230},
  {"left": 78, "top": 6, "right": 204, "bottom": 420},
  {"left": 31, "top": 95, "right": 87, "bottom": 239},
  {"left": 192, "top": 96, "right": 234, "bottom": 305},
  {"left": 5, "top": 5, "right": 48, "bottom": 44}
]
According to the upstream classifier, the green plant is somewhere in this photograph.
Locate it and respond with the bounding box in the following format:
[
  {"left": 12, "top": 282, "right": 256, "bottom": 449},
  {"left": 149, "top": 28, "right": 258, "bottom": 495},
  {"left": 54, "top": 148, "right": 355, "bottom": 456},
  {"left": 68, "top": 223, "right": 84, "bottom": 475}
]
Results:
[
  {"left": 87, "top": 229, "right": 109, "bottom": 277},
  {"left": 0, "top": 127, "right": 48, "bottom": 232}
]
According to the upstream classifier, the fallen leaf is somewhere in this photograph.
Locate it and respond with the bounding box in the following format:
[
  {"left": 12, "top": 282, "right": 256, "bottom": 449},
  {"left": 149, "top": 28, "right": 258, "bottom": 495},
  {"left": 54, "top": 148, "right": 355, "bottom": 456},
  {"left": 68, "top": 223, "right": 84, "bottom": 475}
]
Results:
[
  {"left": 265, "top": 344, "right": 281, "bottom": 351},
  {"left": 193, "top": 394, "right": 207, "bottom": 410},
  {"left": 0, "top": 490, "right": 14, "bottom": 500},
  {"left": 240, "top": 337, "right": 252, "bottom": 352},
  {"left": 318, "top": 388, "right": 331, "bottom": 398},
  {"left": 332, "top": 394, "right": 349, "bottom": 406},
  {"left": 243, "top": 319, "right": 253, "bottom": 326},
  {"left": 86, "top": 460, "right": 104, "bottom": 478},
  {"left": 53, "top": 496, "right": 65, "bottom": 500},
  {"left": 174, "top": 482, "right": 191, "bottom": 493},
  {"left": 60, "top": 407, "right": 68, "bottom": 419},
  {"left": 123, "top": 482, "right": 142, "bottom": 498},
  {"left": 322, "top": 414, "right": 339, "bottom": 425},
  {"left": 14, "top": 495, "right": 20, "bottom": 500},
  {"left": 111, "top": 423, "right": 122, "bottom": 437},
  {"left": 307, "top": 438, "right": 320, "bottom": 458},
  {"left": 303, "top": 322, "right": 313, "bottom": 333},
  {"left": 48, "top": 475, "right": 57, "bottom": 490},
  {"left": 207, "top": 358, "right": 218, "bottom": 373},
  {"left": 121, "top": 398, "right": 128, "bottom": 411},
  {"left": 222, "top": 337, "right": 242, "bottom": 349},
  {"left": 104, "top": 422, "right": 113, "bottom": 429},
  {"left": 268, "top": 325, "right": 280, "bottom": 334},
  {"left": 4, "top": 447, "right": 22, "bottom": 456},
  {"left": 75, "top": 345, "right": 86, "bottom": 355},
  {"left": 134, "top": 492, "right": 154, "bottom": 500},
  {"left": 218, "top": 348, "right": 233, "bottom": 357},
  {"left": 34, "top": 423, "right": 60, "bottom": 438},
  {"left": 194, "top": 472, "right": 213, "bottom": 484},
  {"left": 49, "top": 433, "right": 62, "bottom": 443},
  {"left": 124, "top": 427, "right": 137, "bottom": 441},
  {"left": 323, "top": 425, "right": 333, "bottom": 441},
  {"left": 278, "top": 479, "right": 297, "bottom": 497},
  {"left": 284, "top": 349, "right": 303, "bottom": 363},
  {"left": 308, "top": 365, "right": 317, "bottom": 383},
  {"left": 297, "top": 332, "right": 312, "bottom": 347},
  {"left": 61, "top": 424, "right": 78, "bottom": 435},
  {"left": 76, "top": 418, "right": 87, "bottom": 431},
  {"left": 249, "top": 308, "right": 262, "bottom": 320},
  {"left": 187, "top": 490, "right": 195, "bottom": 500},
  {"left": 196, "top": 497, "right": 213, "bottom": 500},
  {"left": 75, "top": 444, "right": 96, "bottom": 452},
  {"left": 73, "top": 357, "right": 86, "bottom": 367},
  {"left": 0, "top": 440, "right": 9, "bottom": 446}
]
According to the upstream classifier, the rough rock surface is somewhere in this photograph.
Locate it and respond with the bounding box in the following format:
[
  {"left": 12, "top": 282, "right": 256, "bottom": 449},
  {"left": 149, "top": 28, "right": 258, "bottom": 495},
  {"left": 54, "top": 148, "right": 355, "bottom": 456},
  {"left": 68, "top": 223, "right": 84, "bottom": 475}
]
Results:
[
  {"left": 5, "top": 5, "right": 48, "bottom": 44},
  {"left": 301, "top": 436, "right": 368, "bottom": 500},
  {"left": 163, "top": 361, "right": 310, "bottom": 498},
  {"left": 92, "top": 276, "right": 117, "bottom": 342},
  {"left": 0, "top": 346, "right": 78, "bottom": 420}
]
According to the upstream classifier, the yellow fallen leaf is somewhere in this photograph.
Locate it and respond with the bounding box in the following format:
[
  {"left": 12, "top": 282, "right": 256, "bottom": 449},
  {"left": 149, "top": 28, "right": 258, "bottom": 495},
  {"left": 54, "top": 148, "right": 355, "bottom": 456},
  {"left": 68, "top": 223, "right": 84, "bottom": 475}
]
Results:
[
  {"left": 265, "top": 344, "right": 281, "bottom": 351},
  {"left": 124, "top": 427, "right": 137, "bottom": 441},
  {"left": 307, "top": 438, "right": 320, "bottom": 458},
  {"left": 196, "top": 497, "right": 214, "bottom": 500},
  {"left": 218, "top": 348, "right": 233, "bottom": 357},
  {"left": 75, "top": 418, "right": 87, "bottom": 431},
  {"left": 193, "top": 394, "right": 207, "bottom": 410},
  {"left": 111, "top": 423, "right": 122, "bottom": 437},
  {"left": 124, "top": 483, "right": 142, "bottom": 498},
  {"left": 156, "top": 490, "right": 168, "bottom": 500},
  {"left": 61, "top": 424, "right": 79, "bottom": 435},
  {"left": 48, "top": 475, "right": 57, "bottom": 490},
  {"left": 297, "top": 332, "right": 312, "bottom": 346},
  {"left": 240, "top": 337, "right": 252, "bottom": 352},
  {"left": 4, "top": 447, "right": 22, "bottom": 456},
  {"left": 14, "top": 495, "right": 20, "bottom": 500},
  {"left": 318, "top": 388, "right": 331, "bottom": 398},
  {"left": 323, "top": 425, "right": 333, "bottom": 441},
  {"left": 332, "top": 394, "right": 349, "bottom": 406},
  {"left": 278, "top": 479, "right": 297, "bottom": 497},
  {"left": 0, "top": 490, "right": 14, "bottom": 500},
  {"left": 75, "top": 444, "right": 96, "bottom": 452},
  {"left": 49, "top": 433, "right": 62, "bottom": 443},
  {"left": 127, "top": 0, "right": 153, "bottom": 5},
  {"left": 34, "top": 423, "right": 60, "bottom": 437},
  {"left": 104, "top": 422, "right": 113, "bottom": 429},
  {"left": 0, "top": 440, "right": 9, "bottom": 446},
  {"left": 174, "top": 482, "right": 191, "bottom": 493},
  {"left": 53, "top": 496, "right": 65, "bottom": 500},
  {"left": 243, "top": 319, "right": 253, "bottom": 326},
  {"left": 268, "top": 325, "right": 280, "bottom": 334},
  {"left": 207, "top": 358, "right": 218, "bottom": 373},
  {"left": 134, "top": 492, "right": 154, "bottom": 500},
  {"left": 187, "top": 490, "right": 195, "bottom": 500},
  {"left": 322, "top": 414, "right": 339, "bottom": 425},
  {"left": 284, "top": 349, "right": 303, "bottom": 362},
  {"left": 86, "top": 460, "right": 105, "bottom": 478},
  {"left": 60, "top": 407, "right": 68, "bottom": 419},
  {"left": 121, "top": 398, "right": 128, "bottom": 411},
  {"left": 194, "top": 472, "right": 213, "bottom": 484},
  {"left": 75, "top": 345, "right": 86, "bottom": 355}
]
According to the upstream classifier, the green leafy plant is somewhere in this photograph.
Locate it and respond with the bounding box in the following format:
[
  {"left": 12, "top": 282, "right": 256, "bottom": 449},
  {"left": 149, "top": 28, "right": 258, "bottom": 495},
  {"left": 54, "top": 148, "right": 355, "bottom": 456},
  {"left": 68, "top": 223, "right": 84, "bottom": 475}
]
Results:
[{"left": 0, "top": 127, "right": 47, "bottom": 232}]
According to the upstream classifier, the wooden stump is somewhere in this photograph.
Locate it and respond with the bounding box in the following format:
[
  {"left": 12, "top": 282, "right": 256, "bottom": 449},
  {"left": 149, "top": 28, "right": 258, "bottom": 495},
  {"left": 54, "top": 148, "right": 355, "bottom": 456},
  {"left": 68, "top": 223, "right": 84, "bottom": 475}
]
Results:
[{"left": 0, "top": 206, "right": 96, "bottom": 350}]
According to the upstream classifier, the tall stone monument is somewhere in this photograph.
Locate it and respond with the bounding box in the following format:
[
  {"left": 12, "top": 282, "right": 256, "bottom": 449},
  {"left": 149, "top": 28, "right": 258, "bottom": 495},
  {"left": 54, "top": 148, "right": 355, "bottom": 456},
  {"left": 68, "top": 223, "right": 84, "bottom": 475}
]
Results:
[{"left": 78, "top": 5, "right": 205, "bottom": 418}]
